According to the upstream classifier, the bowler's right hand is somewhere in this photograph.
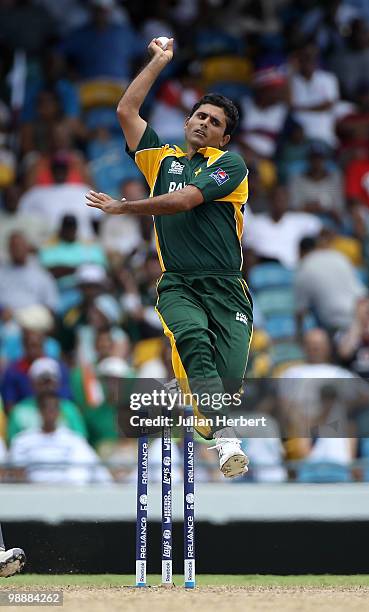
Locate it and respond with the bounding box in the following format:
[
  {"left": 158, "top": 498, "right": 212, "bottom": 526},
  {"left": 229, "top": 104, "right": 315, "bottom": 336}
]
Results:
[{"left": 148, "top": 38, "right": 174, "bottom": 63}]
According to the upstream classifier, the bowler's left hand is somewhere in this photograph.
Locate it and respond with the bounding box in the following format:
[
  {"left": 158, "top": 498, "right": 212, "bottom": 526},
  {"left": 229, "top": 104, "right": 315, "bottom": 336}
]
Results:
[{"left": 86, "top": 190, "right": 126, "bottom": 214}]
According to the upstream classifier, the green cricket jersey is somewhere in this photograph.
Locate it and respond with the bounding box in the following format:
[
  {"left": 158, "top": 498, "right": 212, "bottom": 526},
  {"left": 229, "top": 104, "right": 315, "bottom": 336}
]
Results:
[{"left": 127, "top": 125, "right": 248, "bottom": 274}]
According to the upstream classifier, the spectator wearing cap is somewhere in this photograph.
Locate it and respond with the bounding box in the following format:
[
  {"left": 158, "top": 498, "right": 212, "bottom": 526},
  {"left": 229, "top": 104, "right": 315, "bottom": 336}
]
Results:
[
  {"left": 1, "top": 331, "right": 71, "bottom": 412},
  {"left": 0, "top": 304, "right": 61, "bottom": 368},
  {"left": 295, "top": 236, "right": 367, "bottom": 335},
  {"left": 239, "top": 68, "right": 288, "bottom": 159},
  {"left": 0, "top": 231, "right": 59, "bottom": 313},
  {"left": 289, "top": 142, "right": 344, "bottom": 225},
  {"left": 71, "top": 356, "right": 134, "bottom": 453},
  {"left": 18, "top": 155, "right": 96, "bottom": 241},
  {"left": 8, "top": 392, "right": 111, "bottom": 484},
  {"left": 289, "top": 43, "right": 340, "bottom": 147},
  {"left": 57, "top": 263, "right": 107, "bottom": 355},
  {"left": 149, "top": 70, "right": 203, "bottom": 146},
  {"left": 243, "top": 185, "right": 322, "bottom": 269},
  {"left": 76, "top": 293, "right": 129, "bottom": 365},
  {"left": 40, "top": 214, "right": 106, "bottom": 282},
  {"left": 7, "top": 357, "right": 87, "bottom": 443}
]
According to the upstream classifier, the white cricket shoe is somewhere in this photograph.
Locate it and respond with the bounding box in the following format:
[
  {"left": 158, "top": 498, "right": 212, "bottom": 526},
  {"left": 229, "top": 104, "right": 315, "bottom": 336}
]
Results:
[
  {"left": 0, "top": 547, "right": 26, "bottom": 577},
  {"left": 210, "top": 428, "right": 249, "bottom": 478}
]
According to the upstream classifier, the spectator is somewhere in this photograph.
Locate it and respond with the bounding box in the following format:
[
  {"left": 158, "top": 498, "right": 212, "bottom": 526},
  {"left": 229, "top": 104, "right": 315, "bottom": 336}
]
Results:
[
  {"left": 8, "top": 392, "right": 112, "bottom": 484},
  {"left": 294, "top": 236, "right": 367, "bottom": 333},
  {"left": 100, "top": 179, "right": 147, "bottom": 260},
  {"left": 0, "top": 304, "right": 60, "bottom": 367},
  {"left": 25, "top": 123, "right": 90, "bottom": 189},
  {"left": 298, "top": 0, "right": 345, "bottom": 54},
  {"left": 336, "top": 81, "right": 369, "bottom": 153},
  {"left": 58, "top": 0, "right": 144, "bottom": 82},
  {"left": 0, "top": 185, "right": 50, "bottom": 262},
  {"left": 0, "top": 0, "right": 55, "bottom": 55},
  {"left": 344, "top": 144, "right": 369, "bottom": 209},
  {"left": 336, "top": 297, "right": 369, "bottom": 377},
  {"left": 119, "top": 252, "right": 165, "bottom": 340},
  {"left": 328, "top": 18, "right": 369, "bottom": 99},
  {"left": 278, "top": 329, "right": 363, "bottom": 449},
  {"left": 277, "top": 120, "right": 311, "bottom": 183},
  {"left": 21, "top": 50, "right": 81, "bottom": 133},
  {"left": 20, "top": 89, "right": 66, "bottom": 156},
  {"left": 19, "top": 155, "right": 96, "bottom": 241},
  {"left": 76, "top": 294, "right": 129, "bottom": 365},
  {"left": 289, "top": 42, "right": 340, "bottom": 147},
  {"left": 40, "top": 215, "right": 106, "bottom": 281},
  {"left": 0, "top": 232, "right": 59, "bottom": 313},
  {"left": 57, "top": 263, "right": 107, "bottom": 355},
  {"left": 239, "top": 68, "right": 288, "bottom": 159},
  {"left": 150, "top": 73, "right": 203, "bottom": 145},
  {"left": 244, "top": 185, "right": 322, "bottom": 269},
  {"left": 71, "top": 355, "right": 134, "bottom": 453},
  {"left": 289, "top": 142, "right": 344, "bottom": 223},
  {"left": 1, "top": 332, "right": 71, "bottom": 412},
  {"left": 7, "top": 357, "right": 87, "bottom": 443}
]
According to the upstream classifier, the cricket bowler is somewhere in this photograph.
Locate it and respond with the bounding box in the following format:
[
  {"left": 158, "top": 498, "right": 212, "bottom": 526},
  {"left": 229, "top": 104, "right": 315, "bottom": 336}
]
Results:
[{"left": 86, "top": 37, "right": 253, "bottom": 478}]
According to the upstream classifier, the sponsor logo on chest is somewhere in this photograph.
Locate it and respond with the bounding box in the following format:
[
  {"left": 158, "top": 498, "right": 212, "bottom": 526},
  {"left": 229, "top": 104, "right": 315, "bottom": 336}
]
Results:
[{"left": 168, "top": 160, "right": 185, "bottom": 175}]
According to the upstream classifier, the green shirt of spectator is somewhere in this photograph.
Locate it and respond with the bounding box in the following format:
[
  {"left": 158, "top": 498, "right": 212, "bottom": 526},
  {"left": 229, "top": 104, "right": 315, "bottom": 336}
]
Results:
[{"left": 7, "top": 396, "right": 87, "bottom": 442}]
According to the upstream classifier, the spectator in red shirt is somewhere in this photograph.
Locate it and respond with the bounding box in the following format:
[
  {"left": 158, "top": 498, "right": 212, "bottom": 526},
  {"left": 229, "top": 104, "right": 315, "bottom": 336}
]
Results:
[{"left": 345, "top": 145, "right": 369, "bottom": 208}]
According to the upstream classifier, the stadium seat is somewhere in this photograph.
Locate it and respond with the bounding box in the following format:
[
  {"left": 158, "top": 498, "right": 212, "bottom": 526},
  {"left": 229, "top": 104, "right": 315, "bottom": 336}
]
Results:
[
  {"left": 296, "top": 462, "right": 351, "bottom": 483},
  {"left": 249, "top": 263, "right": 294, "bottom": 291},
  {"left": 265, "top": 315, "right": 296, "bottom": 340},
  {"left": 256, "top": 288, "right": 295, "bottom": 318}
]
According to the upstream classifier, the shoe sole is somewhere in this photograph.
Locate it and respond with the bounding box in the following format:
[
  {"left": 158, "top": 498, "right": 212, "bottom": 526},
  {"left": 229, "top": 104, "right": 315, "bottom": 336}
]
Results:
[
  {"left": 0, "top": 549, "right": 26, "bottom": 578},
  {"left": 221, "top": 454, "right": 248, "bottom": 478}
]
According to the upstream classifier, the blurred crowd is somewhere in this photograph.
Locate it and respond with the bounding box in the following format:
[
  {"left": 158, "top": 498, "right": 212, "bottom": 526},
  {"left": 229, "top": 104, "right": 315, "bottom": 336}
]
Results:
[{"left": 2, "top": 0, "right": 369, "bottom": 483}]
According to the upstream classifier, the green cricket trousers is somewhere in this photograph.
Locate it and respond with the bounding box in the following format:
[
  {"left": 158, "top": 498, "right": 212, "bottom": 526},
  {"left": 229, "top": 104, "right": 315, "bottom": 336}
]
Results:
[{"left": 155, "top": 272, "right": 253, "bottom": 439}]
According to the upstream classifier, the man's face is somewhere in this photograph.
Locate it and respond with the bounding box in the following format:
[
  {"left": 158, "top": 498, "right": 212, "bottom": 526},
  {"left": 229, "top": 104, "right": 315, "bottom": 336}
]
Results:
[
  {"left": 9, "top": 233, "right": 28, "bottom": 265},
  {"left": 33, "top": 375, "right": 58, "bottom": 397},
  {"left": 184, "top": 104, "right": 231, "bottom": 150},
  {"left": 23, "top": 330, "right": 44, "bottom": 361}
]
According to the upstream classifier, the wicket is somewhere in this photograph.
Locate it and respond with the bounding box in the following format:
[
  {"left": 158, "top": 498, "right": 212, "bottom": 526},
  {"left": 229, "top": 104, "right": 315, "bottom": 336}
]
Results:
[{"left": 135, "top": 407, "right": 195, "bottom": 588}]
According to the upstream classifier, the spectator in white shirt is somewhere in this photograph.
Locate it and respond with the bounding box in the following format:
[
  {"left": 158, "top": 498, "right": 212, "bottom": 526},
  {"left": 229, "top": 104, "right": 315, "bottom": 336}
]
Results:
[
  {"left": 239, "top": 67, "right": 288, "bottom": 158},
  {"left": 0, "top": 232, "right": 59, "bottom": 313},
  {"left": 295, "top": 236, "right": 367, "bottom": 333},
  {"left": 8, "top": 392, "right": 112, "bottom": 484},
  {"left": 289, "top": 141, "right": 344, "bottom": 223},
  {"left": 19, "top": 154, "right": 97, "bottom": 241},
  {"left": 243, "top": 185, "right": 322, "bottom": 268},
  {"left": 290, "top": 42, "right": 340, "bottom": 147}
]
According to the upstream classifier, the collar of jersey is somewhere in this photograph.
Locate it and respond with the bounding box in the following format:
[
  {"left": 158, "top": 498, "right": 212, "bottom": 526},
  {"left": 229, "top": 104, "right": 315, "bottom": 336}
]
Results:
[{"left": 172, "top": 145, "right": 226, "bottom": 163}]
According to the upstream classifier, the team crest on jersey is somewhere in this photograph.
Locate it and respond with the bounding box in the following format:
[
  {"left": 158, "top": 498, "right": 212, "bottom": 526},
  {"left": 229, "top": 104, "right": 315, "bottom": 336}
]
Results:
[
  {"left": 210, "top": 167, "right": 229, "bottom": 186},
  {"left": 168, "top": 160, "right": 185, "bottom": 175}
]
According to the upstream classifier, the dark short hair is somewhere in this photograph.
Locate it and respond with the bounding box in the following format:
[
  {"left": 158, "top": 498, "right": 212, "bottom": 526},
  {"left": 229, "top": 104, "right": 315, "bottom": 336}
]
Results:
[{"left": 188, "top": 93, "right": 239, "bottom": 136}]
